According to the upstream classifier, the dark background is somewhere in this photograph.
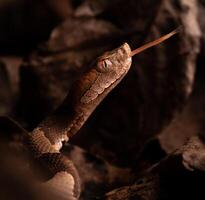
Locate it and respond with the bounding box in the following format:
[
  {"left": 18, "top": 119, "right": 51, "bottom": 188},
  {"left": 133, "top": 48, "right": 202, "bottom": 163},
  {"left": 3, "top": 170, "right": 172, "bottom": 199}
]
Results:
[{"left": 0, "top": 0, "right": 205, "bottom": 199}]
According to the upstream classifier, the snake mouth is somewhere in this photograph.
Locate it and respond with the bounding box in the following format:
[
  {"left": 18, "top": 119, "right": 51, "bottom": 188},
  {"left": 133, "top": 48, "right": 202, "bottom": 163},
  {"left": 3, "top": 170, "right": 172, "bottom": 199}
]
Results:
[{"left": 119, "top": 42, "right": 132, "bottom": 58}]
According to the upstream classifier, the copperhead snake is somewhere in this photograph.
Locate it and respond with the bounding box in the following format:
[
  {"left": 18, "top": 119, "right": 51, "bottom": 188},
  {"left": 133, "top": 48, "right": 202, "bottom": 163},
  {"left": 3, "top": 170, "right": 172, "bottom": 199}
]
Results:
[{"left": 4, "top": 29, "right": 179, "bottom": 199}]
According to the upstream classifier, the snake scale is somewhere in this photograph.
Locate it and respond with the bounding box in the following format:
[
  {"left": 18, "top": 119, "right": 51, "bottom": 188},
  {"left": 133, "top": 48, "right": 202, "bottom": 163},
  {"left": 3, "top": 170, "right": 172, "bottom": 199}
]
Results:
[{"left": 14, "top": 29, "right": 179, "bottom": 199}]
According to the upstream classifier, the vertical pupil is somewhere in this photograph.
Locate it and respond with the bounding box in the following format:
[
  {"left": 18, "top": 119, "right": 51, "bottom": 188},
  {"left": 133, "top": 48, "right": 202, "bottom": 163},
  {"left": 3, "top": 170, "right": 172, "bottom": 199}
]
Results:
[
  {"left": 104, "top": 61, "right": 107, "bottom": 68},
  {"left": 104, "top": 60, "right": 109, "bottom": 68}
]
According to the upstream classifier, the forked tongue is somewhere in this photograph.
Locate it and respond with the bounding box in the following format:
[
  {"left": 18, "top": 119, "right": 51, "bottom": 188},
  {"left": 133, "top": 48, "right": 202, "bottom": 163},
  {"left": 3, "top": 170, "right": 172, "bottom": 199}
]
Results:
[{"left": 131, "top": 27, "right": 181, "bottom": 57}]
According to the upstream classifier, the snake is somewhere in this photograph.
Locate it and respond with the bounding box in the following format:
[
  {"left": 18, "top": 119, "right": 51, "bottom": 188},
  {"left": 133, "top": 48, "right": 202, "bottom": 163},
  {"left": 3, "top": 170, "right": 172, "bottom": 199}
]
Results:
[{"left": 5, "top": 29, "right": 179, "bottom": 199}]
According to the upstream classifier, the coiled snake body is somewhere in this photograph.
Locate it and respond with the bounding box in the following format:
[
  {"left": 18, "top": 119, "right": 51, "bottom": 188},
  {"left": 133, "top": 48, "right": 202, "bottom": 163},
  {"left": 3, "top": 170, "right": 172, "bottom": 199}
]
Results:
[
  {"left": 27, "top": 43, "right": 132, "bottom": 199},
  {"left": 23, "top": 30, "right": 178, "bottom": 199}
]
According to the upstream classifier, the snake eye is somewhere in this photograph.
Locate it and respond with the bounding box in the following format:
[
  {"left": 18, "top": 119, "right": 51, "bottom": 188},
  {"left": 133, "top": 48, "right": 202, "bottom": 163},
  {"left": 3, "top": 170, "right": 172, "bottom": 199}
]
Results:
[{"left": 97, "top": 59, "right": 112, "bottom": 72}]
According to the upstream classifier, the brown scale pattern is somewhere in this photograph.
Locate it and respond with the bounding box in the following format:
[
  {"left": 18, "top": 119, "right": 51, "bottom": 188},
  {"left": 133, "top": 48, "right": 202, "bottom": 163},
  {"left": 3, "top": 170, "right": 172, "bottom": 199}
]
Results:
[
  {"left": 27, "top": 131, "right": 57, "bottom": 157},
  {"left": 38, "top": 153, "right": 81, "bottom": 198}
]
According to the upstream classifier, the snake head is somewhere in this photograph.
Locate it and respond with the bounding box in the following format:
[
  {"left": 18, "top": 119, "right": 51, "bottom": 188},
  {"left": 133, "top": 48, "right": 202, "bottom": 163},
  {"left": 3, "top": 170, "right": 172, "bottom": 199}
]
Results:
[
  {"left": 80, "top": 28, "right": 179, "bottom": 104},
  {"left": 80, "top": 43, "right": 132, "bottom": 104},
  {"left": 96, "top": 42, "right": 132, "bottom": 76}
]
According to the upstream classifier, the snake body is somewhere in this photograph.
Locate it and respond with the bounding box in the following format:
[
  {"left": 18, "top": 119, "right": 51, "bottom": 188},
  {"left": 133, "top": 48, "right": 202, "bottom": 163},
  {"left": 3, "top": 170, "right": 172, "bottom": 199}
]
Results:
[
  {"left": 26, "top": 43, "right": 132, "bottom": 199},
  {"left": 7, "top": 29, "right": 178, "bottom": 199}
]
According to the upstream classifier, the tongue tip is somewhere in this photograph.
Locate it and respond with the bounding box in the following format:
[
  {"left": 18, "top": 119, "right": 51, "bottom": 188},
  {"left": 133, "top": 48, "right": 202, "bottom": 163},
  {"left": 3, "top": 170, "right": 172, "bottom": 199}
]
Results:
[
  {"left": 169, "top": 26, "right": 182, "bottom": 37},
  {"left": 174, "top": 26, "right": 183, "bottom": 33}
]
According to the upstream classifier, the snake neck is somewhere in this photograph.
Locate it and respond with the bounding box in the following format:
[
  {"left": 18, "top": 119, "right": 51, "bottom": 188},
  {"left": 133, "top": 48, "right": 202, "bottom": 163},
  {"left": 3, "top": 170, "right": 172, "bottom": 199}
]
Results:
[{"left": 31, "top": 66, "right": 130, "bottom": 152}]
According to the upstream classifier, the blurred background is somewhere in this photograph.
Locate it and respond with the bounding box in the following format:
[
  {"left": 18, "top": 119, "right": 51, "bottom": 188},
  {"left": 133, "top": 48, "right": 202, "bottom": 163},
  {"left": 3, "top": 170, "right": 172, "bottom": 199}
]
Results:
[{"left": 0, "top": 0, "right": 205, "bottom": 199}]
